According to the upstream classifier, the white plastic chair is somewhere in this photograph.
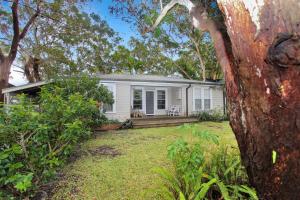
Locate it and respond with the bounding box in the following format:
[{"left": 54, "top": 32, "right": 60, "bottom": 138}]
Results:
[{"left": 168, "top": 105, "right": 180, "bottom": 116}]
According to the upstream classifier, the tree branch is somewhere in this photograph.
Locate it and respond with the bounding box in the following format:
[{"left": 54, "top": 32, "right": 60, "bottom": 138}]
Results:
[
  {"left": 149, "top": 0, "right": 232, "bottom": 82},
  {"left": 0, "top": 49, "right": 4, "bottom": 62},
  {"left": 146, "top": 0, "right": 194, "bottom": 33},
  {"left": 189, "top": 6, "right": 232, "bottom": 78},
  {"left": 9, "top": 0, "right": 40, "bottom": 62},
  {"left": 174, "top": 62, "right": 193, "bottom": 80},
  {"left": 189, "top": 33, "right": 206, "bottom": 81},
  {"left": 9, "top": 0, "right": 20, "bottom": 61},
  {"left": 19, "top": 4, "right": 40, "bottom": 40}
]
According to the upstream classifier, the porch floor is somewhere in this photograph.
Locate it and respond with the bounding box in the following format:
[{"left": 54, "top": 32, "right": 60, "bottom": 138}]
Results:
[{"left": 131, "top": 116, "right": 198, "bottom": 128}]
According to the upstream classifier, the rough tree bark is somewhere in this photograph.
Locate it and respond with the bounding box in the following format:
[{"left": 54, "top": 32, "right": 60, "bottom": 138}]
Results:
[
  {"left": 217, "top": 1, "right": 300, "bottom": 199},
  {"left": 151, "top": 0, "right": 300, "bottom": 199},
  {"left": 0, "top": 0, "right": 40, "bottom": 101},
  {"left": 24, "top": 56, "right": 42, "bottom": 83}
]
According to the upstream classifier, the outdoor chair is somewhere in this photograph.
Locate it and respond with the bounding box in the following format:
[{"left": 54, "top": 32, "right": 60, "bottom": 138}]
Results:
[{"left": 167, "top": 105, "right": 180, "bottom": 116}]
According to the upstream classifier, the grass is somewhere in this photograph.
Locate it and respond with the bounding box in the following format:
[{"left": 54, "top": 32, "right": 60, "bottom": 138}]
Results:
[{"left": 51, "top": 121, "right": 237, "bottom": 200}]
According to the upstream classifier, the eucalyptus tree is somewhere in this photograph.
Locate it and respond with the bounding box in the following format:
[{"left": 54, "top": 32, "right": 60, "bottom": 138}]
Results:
[
  {"left": 0, "top": 0, "right": 120, "bottom": 98},
  {"left": 111, "top": 0, "right": 300, "bottom": 198},
  {"left": 111, "top": 37, "right": 176, "bottom": 75},
  {"left": 0, "top": 0, "right": 41, "bottom": 100},
  {"left": 20, "top": 3, "right": 121, "bottom": 80},
  {"left": 111, "top": 1, "right": 221, "bottom": 81}
]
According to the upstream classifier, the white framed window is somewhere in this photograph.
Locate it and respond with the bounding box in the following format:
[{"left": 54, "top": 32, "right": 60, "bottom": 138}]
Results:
[
  {"left": 157, "top": 90, "right": 166, "bottom": 109},
  {"left": 133, "top": 89, "right": 143, "bottom": 110},
  {"left": 194, "top": 88, "right": 202, "bottom": 111},
  {"left": 203, "top": 88, "right": 211, "bottom": 110},
  {"left": 102, "top": 83, "right": 116, "bottom": 113},
  {"left": 193, "top": 87, "right": 211, "bottom": 111}
]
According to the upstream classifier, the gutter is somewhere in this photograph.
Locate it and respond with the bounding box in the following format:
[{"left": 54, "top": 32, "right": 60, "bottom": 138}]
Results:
[
  {"left": 97, "top": 76, "right": 223, "bottom": 86},
  {"left": 186, "top": 84, "right": 192, "bottom": 117}
]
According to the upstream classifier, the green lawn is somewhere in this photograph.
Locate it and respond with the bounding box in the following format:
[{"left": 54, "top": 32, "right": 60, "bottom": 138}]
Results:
[{"left": 52, "top": 122, "right": 237, "bottom": 200}]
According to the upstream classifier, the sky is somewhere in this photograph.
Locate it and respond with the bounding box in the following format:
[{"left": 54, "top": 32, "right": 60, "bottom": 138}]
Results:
[
  {"left": 85, "top": 1, "right": 135, "bottom": 45},
  {"left": 9, "top": 0, "right": 135, "bottom": 86}
]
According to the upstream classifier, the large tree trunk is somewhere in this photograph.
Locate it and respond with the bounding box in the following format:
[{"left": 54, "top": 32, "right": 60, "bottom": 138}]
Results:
[
  {"left": 0, "top": 58, "right": 12, "bottom": 101},
  {"left": 152, "top": 1, "right": 299, "bottom": 195},
  {"left": 215, "top": 1, "right": 300, "bottom": 199}
]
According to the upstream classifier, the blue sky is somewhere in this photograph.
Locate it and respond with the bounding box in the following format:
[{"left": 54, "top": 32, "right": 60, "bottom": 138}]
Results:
[
  {"left": 85, "top": 0, "right": 135, "bottom": 45},
  {"left": 8, "top": 0, "right": 136, "bottom": 85}
]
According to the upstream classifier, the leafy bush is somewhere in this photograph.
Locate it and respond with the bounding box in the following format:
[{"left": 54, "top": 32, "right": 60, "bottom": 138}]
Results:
[
  {"left": 196, "top": 109, "right": 228, "bottom": 122},
  {"left": 155, "top": 124, "right": 257, "bottom": 200},
  {"left": 48, "top": 75, "right": 114, "bottom": 105},
  {"left": 0, "top": 76, "right": 112, "bottom": 198}
]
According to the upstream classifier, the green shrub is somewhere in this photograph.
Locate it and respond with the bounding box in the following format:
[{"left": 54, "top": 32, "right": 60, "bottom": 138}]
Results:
[
  {"left": 156, "top": 125, "right": 257, "bottom": 200},
  {"left": 196, "top": 109, "right": 228, "bottom": 122},
  {"left": 0, "top": 76, "right": 112, "bottom": 198},
  {"left": 47, "top": 74, "right": 114, "bottom": 105}
]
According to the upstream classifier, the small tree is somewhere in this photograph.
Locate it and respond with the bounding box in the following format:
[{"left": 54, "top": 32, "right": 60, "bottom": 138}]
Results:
[{"left": 0, "top": 75, "right": 113, "bottom": 197}]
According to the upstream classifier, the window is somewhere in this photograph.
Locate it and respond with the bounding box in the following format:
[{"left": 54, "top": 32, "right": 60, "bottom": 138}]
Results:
[
  {"left": 204, "top": 88, "right": 211, "bottom": 110},
  {"left": 102, "top": 83, "right": 116, "bottom": 113},
  {"left": 133, "top": 89, "right": 143, "bottom": 110},
  {"left": 194, "top": 87, "right": 211, "bottom": 111},
  {"left": 194, "top": 88, "right": 202, "bottom": 111},
  {"left": 157, "top": 90, "right": 166, "bottom": 109}
]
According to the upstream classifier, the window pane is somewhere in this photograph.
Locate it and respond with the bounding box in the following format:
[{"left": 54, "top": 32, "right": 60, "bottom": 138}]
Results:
[
  {"left": 134, "top": 90, "right": 142, "bottom": 100},
  {"left": 133, "top": 100, "right": 142, "bottom": 109},
  {"left": 204, "top": 89, "right": 210, "bottom": 99},
  {"left": 157, "top": 90, "right": 166, "bottom": 109},
  {"left": 157, "top": 90, "right": 165, "bottom": 99},
  {"left": 195, "top": 88, "right": 201, "bottom": 99},
  {"left": 158, "top": 100, "right": 166, "bottom": 109},
  {"left": 103, "top": 103, "right": 113, "bottom": 112},
  {"left": 195, "top": 99, "right": 202, "bottom": 110},
  {"left": 102, "top": 83, "right": 115, "bottom": 112},
  {"left": 133, "top": 89, "right": 142, "bottom": 109},
  {"left": 204, "top": 99, "right": 210, "bottom": 110}
]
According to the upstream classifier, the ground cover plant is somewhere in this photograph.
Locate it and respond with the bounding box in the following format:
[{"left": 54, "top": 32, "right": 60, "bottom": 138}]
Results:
[
  {"left": 155, "top": 124, "right": 257, "bottom": 200},
  {"left": 51, "top": 122, "right": 252, "bottom": 200},
  {"left": 0, "top": 76, "right": 113, "bottom": 199},
  {"left": 196, "top": 109, "right": 228, "bottom": 122}
]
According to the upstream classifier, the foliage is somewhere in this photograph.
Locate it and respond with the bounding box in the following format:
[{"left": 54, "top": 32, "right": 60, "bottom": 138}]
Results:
[
  {"left": 47, "top": 75, "right": 114, "bottom": 105},
  {"left": 156, "top": 125, "right": 257, "bottom": 200},
  {"left": 110, "top": 1, "right": 222, "bottom": 81},
  {"left": 196, "top": 109, "right": 228, "bottom": 122},
  {"left": 111, "top": 38, "right": 176, "bottom": 75},
  {"left": 52, "top": 122, "right": 236, "bottom": 199},
  {"left": 0, "top": 77, "right": 111, "bottom": 197},
  {"left": 1, "top": 0, "right": 121, "bottom": 81}
]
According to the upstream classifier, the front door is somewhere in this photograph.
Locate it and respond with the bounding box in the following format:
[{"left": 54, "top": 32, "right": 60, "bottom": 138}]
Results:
[{"left": 146, "top": 91, "right": 155, "bottom": 115}]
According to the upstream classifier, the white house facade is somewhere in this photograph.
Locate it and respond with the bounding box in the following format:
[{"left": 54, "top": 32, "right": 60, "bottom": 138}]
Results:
[
  {"left": 98, "top": 74, "right": 225, "bottom": 122},
  {"left": 2, "top": 74, "right": 225, "bottom": 122}
]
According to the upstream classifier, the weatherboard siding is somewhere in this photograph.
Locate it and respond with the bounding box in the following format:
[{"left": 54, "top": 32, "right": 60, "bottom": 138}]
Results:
[
  {"left": 104, "top": 82, "right": 131, "bottom": 122},
  {"left": 211, "top": 86, "right": 224, "bottom": 112}
]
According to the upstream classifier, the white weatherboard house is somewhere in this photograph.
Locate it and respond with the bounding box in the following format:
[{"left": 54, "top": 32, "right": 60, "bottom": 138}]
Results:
[{"left": 2, "top": 74, "right": 225, "bottom": 122}]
